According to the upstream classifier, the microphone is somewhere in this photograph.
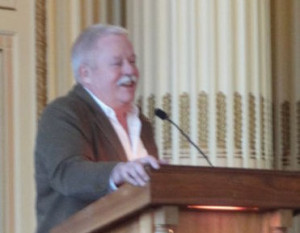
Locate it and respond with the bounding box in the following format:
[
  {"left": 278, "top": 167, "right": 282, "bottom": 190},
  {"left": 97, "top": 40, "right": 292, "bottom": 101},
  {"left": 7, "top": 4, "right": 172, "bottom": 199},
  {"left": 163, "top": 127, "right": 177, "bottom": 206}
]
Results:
[{"left": 154, "top": 108, "right": 214, "bottom": 167}]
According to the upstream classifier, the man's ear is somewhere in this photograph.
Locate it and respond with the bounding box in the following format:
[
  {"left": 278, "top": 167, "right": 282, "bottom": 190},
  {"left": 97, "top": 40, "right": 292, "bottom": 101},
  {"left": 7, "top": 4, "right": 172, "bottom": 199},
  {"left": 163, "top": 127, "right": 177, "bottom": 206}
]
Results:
[{"left": 79, "top": 64, "right": 92, "bottom": 84}]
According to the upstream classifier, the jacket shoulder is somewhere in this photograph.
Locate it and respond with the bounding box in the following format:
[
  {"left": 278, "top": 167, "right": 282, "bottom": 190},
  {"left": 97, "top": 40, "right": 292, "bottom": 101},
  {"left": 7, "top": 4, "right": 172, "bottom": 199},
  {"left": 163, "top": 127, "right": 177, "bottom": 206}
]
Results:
[{"left": 40, "top": 85, "right": 96, "bottom": 121}]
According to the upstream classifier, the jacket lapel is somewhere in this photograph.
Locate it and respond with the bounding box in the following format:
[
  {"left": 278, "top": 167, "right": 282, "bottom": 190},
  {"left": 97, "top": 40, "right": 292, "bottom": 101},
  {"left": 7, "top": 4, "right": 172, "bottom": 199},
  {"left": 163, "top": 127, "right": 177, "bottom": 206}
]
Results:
[{"left": 72, "top": 84, "right": 128, "bottom": 162}]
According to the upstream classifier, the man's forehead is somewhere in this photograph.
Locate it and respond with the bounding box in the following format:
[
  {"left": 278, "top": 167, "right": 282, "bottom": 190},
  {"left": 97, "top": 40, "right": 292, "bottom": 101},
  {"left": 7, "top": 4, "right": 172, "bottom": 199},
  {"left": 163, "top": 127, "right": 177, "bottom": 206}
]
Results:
[
  {"left": 96, "top": 34, "right": 130, "bottom": 45},
  {"left": 95, "top": 35, "right": 135, "bottom": 55}
]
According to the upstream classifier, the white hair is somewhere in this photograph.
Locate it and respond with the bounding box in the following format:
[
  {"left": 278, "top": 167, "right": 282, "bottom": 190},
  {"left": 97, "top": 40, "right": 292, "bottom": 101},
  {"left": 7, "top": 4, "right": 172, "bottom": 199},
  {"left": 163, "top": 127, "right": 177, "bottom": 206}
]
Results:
[{"left": 71, "top": 24, "right": 128, "bottom": 82}]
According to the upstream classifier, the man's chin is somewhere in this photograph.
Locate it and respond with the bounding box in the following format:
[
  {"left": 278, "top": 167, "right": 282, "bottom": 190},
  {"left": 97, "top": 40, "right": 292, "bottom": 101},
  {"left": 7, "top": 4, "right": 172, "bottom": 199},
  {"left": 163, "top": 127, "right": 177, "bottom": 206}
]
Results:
[{"left": 119, "top": 89, "right": 136, "bottom": 100}]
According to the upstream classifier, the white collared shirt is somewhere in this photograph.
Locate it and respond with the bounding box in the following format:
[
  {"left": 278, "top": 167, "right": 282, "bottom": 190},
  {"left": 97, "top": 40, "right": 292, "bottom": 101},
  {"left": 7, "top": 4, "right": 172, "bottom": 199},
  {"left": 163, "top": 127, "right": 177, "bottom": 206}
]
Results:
[{"left": 85, "top": 88, "right": 148, "bottom": 161}]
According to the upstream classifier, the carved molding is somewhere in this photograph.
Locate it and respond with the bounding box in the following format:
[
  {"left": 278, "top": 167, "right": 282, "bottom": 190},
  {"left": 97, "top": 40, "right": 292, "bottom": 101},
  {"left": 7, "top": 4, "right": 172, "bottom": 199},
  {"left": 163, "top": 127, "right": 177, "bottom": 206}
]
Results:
[
  {"left": 162, "top": 93, "right": 171, "bottom": 151},
  {"left": 35, "top": 0, "right": 47, "bottom": 117},
  {"left": 249, "top": 93, "right": 256, "bottom": 156},
  {"left": 197, "top": 91, "right": 208, "bottom": 149},
  {"left": 179, "top": 93, "right": 190, "bottom": 150},
  {"left": 234, "top": 92, "right": 242, "bottom": 152},
  {"left": 147, "top": 94, "right": 155, "bottom": 130},
  {"left": 260, "top": 96, "right": 265, "bottom": 159},
  {"left": 141, "top": 91, "right": 276, "bottom": 166},
  {"left": 281, "top": 101, "right": 290, "bottom": 166},
  {"left": 216, "top": 92, "right": 226, "bottom": 151}
]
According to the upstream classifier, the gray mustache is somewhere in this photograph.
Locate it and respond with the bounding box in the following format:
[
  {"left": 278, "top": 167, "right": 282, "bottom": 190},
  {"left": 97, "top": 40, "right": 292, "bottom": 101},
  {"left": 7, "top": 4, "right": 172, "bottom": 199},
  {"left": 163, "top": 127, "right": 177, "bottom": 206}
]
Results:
[{"left": 117, "top": 76, "right": 137, "bottom": 86}]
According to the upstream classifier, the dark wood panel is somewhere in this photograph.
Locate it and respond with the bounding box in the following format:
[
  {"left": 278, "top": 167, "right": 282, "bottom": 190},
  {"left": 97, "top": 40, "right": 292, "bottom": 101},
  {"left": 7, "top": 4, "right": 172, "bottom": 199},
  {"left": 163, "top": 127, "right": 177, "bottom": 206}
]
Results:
[{"left": 149, "top": 165, "right": 300, "bottom": 209}]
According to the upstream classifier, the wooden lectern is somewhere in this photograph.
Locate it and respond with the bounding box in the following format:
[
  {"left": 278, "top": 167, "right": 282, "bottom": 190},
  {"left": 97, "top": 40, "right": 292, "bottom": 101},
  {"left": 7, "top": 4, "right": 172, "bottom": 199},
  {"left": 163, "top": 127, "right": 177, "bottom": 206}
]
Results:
[{"left": 51, "top": 165, "right": 300, "bottom": 233}]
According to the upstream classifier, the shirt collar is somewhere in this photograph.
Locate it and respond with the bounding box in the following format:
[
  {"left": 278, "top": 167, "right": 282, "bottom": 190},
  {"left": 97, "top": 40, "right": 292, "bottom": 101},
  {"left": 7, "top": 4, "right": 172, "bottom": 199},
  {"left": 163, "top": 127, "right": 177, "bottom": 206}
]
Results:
[{"left": 83, "top": 87, "right": 139, "bottom": 120}]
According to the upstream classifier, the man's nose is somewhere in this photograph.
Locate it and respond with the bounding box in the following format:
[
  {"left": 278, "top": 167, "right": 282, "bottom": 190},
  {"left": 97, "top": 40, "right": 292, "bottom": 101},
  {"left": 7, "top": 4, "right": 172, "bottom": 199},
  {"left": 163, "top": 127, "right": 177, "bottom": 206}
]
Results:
[{"left": 122, "top": 60, "right": 135, "bottom": 75}]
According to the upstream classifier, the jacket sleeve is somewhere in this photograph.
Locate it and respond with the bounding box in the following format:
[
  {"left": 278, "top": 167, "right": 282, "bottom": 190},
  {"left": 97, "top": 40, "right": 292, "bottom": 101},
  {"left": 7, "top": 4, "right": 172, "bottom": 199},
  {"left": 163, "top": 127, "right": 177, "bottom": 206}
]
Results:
[{"left": 35, "top": 102, "right": 118, "bottom": 202}]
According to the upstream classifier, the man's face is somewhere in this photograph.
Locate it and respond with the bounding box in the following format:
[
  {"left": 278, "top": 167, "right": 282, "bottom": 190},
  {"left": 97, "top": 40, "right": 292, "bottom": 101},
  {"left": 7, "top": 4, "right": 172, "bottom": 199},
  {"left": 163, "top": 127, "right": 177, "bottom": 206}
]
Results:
[{"left": 81, "top": 34, "right": 139, "bottom": 112}]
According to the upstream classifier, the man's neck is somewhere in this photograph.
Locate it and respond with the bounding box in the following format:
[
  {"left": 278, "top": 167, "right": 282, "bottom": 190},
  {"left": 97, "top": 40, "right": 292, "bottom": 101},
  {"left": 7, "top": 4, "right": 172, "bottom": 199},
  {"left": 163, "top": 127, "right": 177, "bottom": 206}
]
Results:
[{"left": 116, "top": 112, "right": 128, "bottom": 134}]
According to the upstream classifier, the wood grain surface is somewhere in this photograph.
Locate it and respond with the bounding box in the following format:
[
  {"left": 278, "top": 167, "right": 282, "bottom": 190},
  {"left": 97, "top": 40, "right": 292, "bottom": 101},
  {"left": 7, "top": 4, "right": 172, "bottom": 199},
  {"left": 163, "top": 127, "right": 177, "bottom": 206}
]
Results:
[{"left": 51, "top": 165, "right": 300, "bottom": 233}]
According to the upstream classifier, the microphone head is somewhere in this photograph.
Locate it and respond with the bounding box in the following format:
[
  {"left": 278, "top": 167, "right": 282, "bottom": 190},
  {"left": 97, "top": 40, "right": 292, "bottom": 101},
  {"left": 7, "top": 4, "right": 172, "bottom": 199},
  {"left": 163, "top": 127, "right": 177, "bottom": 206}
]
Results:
[{"left": 154, "top": 108, "right": 169, "bottom": 120}]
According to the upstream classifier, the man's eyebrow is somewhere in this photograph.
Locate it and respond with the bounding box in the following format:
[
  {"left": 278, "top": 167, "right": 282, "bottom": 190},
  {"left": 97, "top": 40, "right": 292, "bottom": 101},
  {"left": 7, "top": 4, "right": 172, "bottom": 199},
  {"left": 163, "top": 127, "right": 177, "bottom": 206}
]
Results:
[
  {"left": 112, "top": 56, "right": 122, "bottom": 60},
  {"left": 111, "top": 54, "right": 137, "bottom": 60}
]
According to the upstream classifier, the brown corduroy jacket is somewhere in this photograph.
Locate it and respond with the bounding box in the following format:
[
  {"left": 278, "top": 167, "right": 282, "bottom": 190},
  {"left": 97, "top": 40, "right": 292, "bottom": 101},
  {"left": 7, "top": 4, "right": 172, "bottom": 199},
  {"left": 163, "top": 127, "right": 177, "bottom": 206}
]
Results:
[{"left": 34, "top": 84, "right": 158, "bottom": 233}]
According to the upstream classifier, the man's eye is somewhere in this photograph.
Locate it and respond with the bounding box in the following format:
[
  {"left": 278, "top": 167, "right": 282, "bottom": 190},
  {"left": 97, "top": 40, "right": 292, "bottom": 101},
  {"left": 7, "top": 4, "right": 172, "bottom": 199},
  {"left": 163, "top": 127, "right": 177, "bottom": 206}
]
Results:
[{"left": 112, "top": 62, "right": 122, "bottom": 66}]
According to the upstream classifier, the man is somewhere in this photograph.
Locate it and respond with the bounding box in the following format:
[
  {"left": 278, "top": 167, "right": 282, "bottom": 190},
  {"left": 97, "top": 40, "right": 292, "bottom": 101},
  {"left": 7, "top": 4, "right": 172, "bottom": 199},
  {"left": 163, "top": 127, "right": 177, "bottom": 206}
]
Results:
[{"left": 35, "top": 24, "right": 160, "bottom": 233}]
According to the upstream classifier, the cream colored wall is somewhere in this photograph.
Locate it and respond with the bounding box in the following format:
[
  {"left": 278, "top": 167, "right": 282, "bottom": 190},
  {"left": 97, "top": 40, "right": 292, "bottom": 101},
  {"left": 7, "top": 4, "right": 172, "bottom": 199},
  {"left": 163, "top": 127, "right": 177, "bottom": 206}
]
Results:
[{"left": 0, "top": 1, "right": 36, "bottom": 232}]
